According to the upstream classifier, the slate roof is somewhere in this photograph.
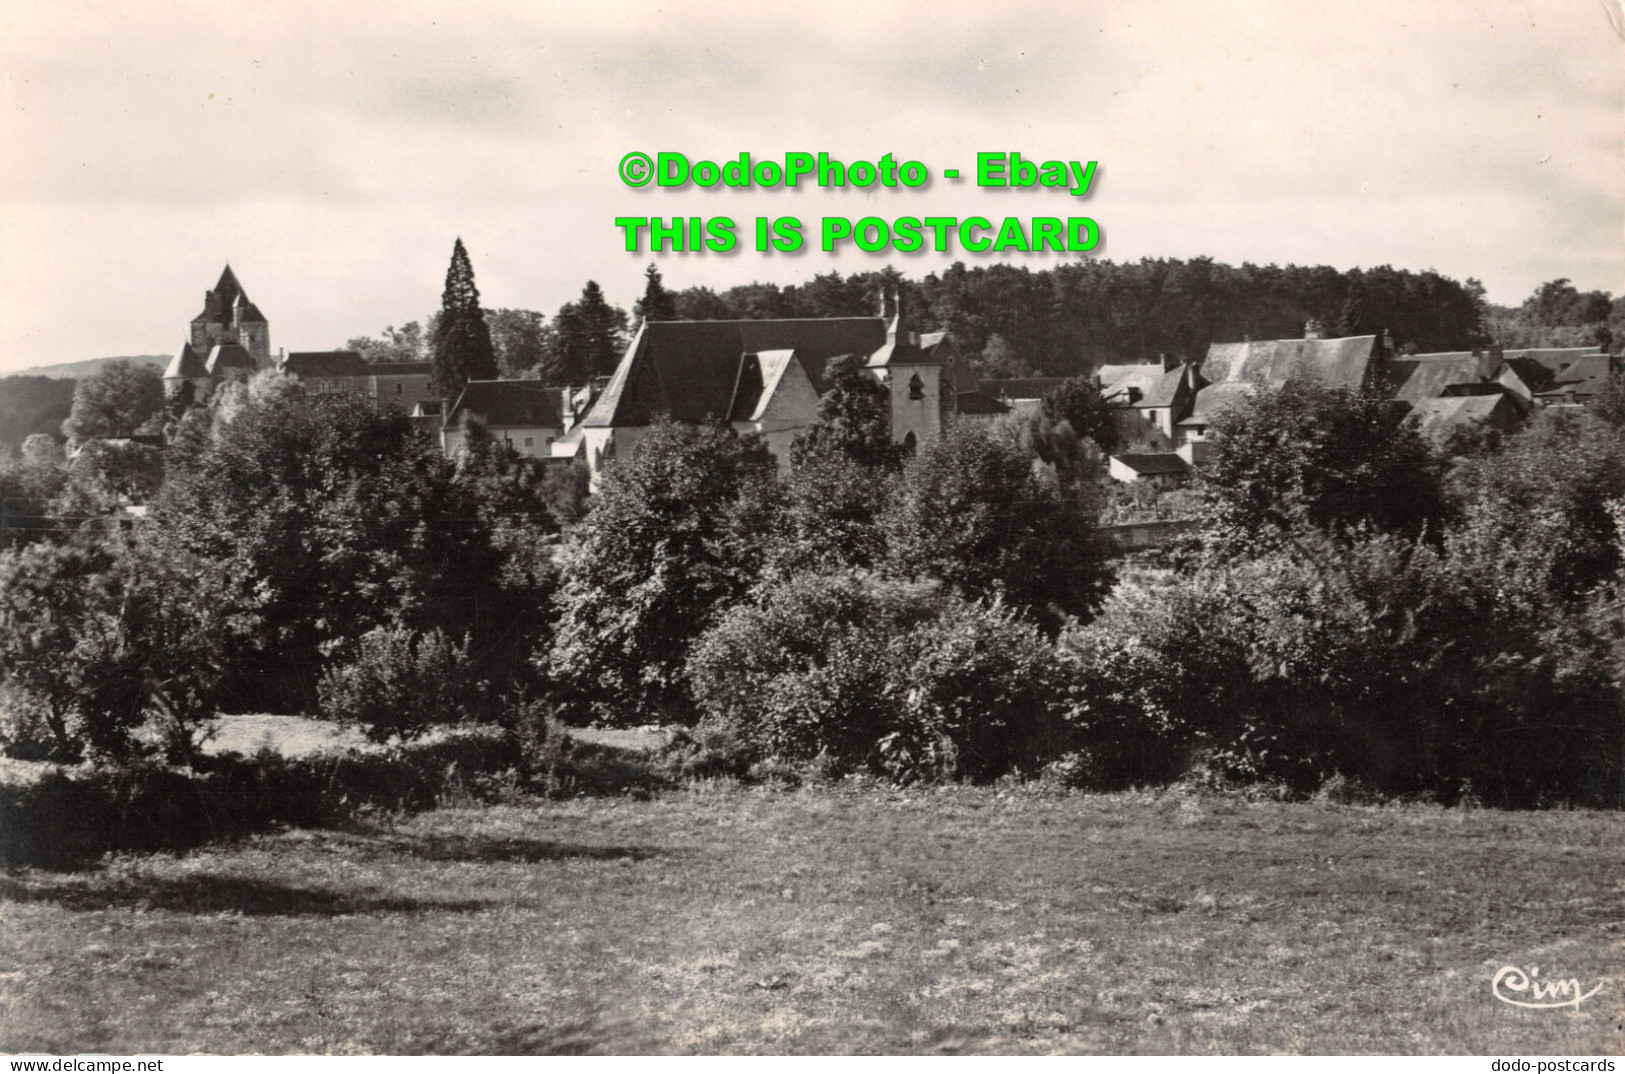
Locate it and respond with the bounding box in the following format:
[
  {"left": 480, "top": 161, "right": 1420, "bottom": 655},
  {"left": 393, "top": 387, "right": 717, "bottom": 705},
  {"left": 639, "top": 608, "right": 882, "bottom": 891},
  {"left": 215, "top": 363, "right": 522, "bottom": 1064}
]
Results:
[
  {"left": 1496, "top": 357, "right": 1556, "bottom": 396},
  {"left": 955, "top": 390, "right": 1013, "bottom": 415},
  {"left": 1179, "top": 381, "right": 1258, "bottom": 425},
  {"left": 583, "top": 318, "right": 897, "bottom": 427},
  {"left": 1536, "top": 354, "right": 1618, "bottom": 401},
  {"left": 164, "top": 342, "right": 208, "bottom": 380},
  {"left": 1201, "top": 335, "right": 1380, "bottom": 390},
  {"left": 727, "top": 349, "right": 804, "bottom": 423},
  {"left": 194, "top": 265, "right": 266, "bottom": 325},
  {"left": 205, "top": 343, "right": 258, "bottom": 376},
  {"left": 1137, "top": 366, "right": 1189, "bottom": 408},
  {"left": 1111, "top": 452, "right": 1191, "bottom": 476},
  {"left": 1095, "top": 364, "right": 1168, "bottom": 402},
  {"left": 447, "top": 380, "right": 564, "bottom": 429},
  {"left": 285, "top": 351, "right": 370, "bottom": 378},
  {"left": 1500, "top": 347, "right": 1601, "bottom": 378},
  {"left": 1409, "top": 395, "right": 1519, "bottom": 443},
  {"left": 1387, "top": 353, "right": 1486, "bottom": 403}
]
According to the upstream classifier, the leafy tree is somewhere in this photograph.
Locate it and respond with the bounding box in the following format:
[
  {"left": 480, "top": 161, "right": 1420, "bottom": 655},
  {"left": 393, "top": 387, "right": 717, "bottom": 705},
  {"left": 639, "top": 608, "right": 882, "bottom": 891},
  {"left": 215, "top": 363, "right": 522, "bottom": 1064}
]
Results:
[
  {"left": 61, "top": 359, "right": 163, "bottom": 444},
  {"left": 768, "top": 449, "right": 895, "bottom": 576},
  {"left": 0, "top": 533, "right": 235, "bottom": 764},
  {"left": 0, "top": 448, "right": 66, "bottom": 550},
  {"left": 633, "top": 263, "right": 678, "bottom": 325},
  {"left": 547, "top": 281, "right": 629, "bottom": 385},
  {"left": 347, "top": 321, "right": 427, "bottom": 364},
  {"left": 1593, "top": 369, "right": 1625, "bottom": 427},
  {"left": 1447, "top": 408, "right": 1625, "bottom": 601},
  {"left": 547, "top": 419, "right": 777, "bottom": 724},
  {"left": 977, "top": 334, "right": 1031, "bottom": 378},
  {"left": 671, "top": 286, "right": 737, "bottom": 320},
  {"left": 542, "top": 459, "right": 592, "bottom": 528},
  {"left": 882, "top": 420, "right": 1111, "bottom": 631},
  {"left": 485, "top": 309, "right": 551, "bottom": 378},
  {"left": 151, "top": 373, "right": 533, "bottom": 713},
  {"left": 1199, "top": 379, "right": 1452, "bottom": 556},
  {"left": 790, "top": 354, "right": 897, "bottom": 470},
  {"left": 430, "top": 238, "right": 499, "bottom": 398},
  {"left": 1041, "top": 375, "right": 1120, "bottom": 455}
]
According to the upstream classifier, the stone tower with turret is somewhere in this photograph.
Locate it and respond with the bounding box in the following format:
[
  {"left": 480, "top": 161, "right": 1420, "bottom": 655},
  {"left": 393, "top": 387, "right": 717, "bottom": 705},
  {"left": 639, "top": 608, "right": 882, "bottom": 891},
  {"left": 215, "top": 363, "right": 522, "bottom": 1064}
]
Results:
[{"left": 188, "top": 265, "right": 270, "bottom": 370}]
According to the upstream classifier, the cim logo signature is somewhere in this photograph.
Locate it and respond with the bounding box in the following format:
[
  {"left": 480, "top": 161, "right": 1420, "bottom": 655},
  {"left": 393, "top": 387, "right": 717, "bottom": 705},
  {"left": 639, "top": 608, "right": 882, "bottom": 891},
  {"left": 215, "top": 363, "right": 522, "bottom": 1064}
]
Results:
[{"left": 1491, "top": 965, "right": 1608, "bottom": 1010}]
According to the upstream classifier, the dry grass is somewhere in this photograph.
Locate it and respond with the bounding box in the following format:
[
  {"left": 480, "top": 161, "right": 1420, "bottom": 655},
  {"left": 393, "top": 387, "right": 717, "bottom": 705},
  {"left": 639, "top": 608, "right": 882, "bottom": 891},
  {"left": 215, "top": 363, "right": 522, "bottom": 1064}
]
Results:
[{"left": 1, "top": 783, "right": 1620, "bottom": 1054}]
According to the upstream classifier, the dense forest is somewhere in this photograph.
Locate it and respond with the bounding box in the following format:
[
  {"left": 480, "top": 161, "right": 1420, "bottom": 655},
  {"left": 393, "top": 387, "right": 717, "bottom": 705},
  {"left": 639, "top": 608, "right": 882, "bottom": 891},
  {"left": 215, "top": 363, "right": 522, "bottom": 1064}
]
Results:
[{"left": 350, "top": 258, "right": 1617, "bottom": 388}]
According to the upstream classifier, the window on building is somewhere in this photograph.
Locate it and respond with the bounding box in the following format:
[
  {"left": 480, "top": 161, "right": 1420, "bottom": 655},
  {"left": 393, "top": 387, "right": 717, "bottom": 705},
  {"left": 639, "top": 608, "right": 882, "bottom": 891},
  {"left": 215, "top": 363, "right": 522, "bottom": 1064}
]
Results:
[
  {"left": 908, "top": 373, "right": 925, "bottom": 400},
  {"left": 397, "top": 383, "right": 403, "bottom": 395},
  {"left": 523, "top": 436, "right": 535, "bottom": 456}
]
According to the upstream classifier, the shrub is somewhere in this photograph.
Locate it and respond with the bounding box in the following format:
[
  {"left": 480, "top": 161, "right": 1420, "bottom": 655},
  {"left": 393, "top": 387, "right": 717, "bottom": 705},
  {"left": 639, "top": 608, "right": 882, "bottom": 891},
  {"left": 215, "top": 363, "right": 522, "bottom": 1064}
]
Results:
[
  {"left": 688, "top": 570, "right": 1076, "bottom": 782},
  {"left": 1061, "top": 528, "right": 1624, "bottom": 806},
  {"left": 0, "top": 729, "right": 523, "bottom": 868},
  {"left": 317, "top": 625, "right": 483, "bottom": 743}
]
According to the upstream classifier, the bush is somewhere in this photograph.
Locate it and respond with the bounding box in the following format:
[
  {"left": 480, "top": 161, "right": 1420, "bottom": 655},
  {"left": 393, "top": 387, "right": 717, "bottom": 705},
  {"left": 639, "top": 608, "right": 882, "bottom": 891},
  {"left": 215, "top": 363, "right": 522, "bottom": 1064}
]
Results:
[
  {"left": 688, "top": 570, "right": 1076, "bottom": 782},
  {"left": 1061, "top": 528, "right": 1624, "bottom": 806},
  {"left": 317, "top": 625, "right": 484, "bottom": 743},
  {"left": 0, "top": 728, "right": 524, "bottom": 868}
]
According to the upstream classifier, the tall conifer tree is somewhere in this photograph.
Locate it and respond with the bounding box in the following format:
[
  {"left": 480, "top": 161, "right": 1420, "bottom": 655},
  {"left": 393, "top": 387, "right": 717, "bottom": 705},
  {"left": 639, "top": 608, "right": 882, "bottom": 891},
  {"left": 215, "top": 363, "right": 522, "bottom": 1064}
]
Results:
[{"left": 431, "top": 238, "right": 498, "bottom": 399}]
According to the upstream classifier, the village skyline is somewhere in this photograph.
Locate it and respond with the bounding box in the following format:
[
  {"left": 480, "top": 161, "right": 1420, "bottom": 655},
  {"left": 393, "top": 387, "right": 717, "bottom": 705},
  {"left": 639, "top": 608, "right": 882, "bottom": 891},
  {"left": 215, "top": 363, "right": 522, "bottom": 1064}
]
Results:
[{"left": 0, "top": 0, "right": 1619, "bottom": 375}]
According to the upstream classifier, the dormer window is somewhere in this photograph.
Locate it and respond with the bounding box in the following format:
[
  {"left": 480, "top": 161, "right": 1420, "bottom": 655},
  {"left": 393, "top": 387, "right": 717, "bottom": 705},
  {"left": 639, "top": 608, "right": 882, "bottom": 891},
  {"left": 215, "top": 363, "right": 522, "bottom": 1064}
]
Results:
[{"left": 908, "top": 373, "right": 925, "bottom": 400}]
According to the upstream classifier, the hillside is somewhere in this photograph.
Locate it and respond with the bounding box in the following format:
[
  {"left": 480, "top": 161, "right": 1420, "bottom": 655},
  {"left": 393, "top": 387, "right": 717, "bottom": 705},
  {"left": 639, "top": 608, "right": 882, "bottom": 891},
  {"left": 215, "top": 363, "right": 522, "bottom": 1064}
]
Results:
[
  {"left": 0, "top": 375, "right": 77, "bottom": 450},
  {"left": 7, "top": 354, "right": 167, "bottom": 380}
]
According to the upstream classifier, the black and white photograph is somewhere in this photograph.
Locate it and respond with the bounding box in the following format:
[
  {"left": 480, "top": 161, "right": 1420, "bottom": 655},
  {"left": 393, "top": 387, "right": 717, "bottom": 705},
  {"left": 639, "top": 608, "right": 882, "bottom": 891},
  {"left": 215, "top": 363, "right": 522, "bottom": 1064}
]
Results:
[{"left": 0, "top": 0, "right": 1620, "bottom": 1058}]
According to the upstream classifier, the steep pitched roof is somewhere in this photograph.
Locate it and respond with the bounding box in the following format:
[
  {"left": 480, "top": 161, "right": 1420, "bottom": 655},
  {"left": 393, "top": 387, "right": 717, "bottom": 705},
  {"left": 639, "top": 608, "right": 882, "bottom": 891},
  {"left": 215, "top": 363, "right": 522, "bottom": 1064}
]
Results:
[
  {"left": 1137, "top": 365, "right": 1190, "bottom": 408},
  {"left": 1500, "top": 347, "right": 1601, "bottom": 378},
  {"left": 1180, "top": 381, "right": 1259, "bottom": 425},
  {"left": 1409, "top": 394, "right": 1519, "bottom": 443},
  {"left": 206, "top": 343, "right": 257, "bottom": 376},
  {"left": 1201, "top": 335, "right": 1380, "bottom": 390},
  {"left": 583, "top": 318, "right": 895, "bottom": 427},
  {"left": 1496, "top": 357, "right": 1555, "bottom": 395},
  {"left": 447, "top": 380, "right": 563, "bottom": 428},
  {"left": 1096, "top": 363, "right": 1167, "bottom": 401},
  {"left": 285, "top": 351, "right": 369, "bottom": 378},
  {"left": 1536, "top": 354, "right": 1617, "bottom": 401},
  {"left": 1388, "top": 353, "right": 1485, "bottom": 403},
  {"left": 164, "top": 343, "right": 208, "bottom": 380},
  {"left": 195, "top": 264, "right": 256, "bottom": 324},
  {"left": 727, "top": 349, "right": 803, "bottom": 423}
]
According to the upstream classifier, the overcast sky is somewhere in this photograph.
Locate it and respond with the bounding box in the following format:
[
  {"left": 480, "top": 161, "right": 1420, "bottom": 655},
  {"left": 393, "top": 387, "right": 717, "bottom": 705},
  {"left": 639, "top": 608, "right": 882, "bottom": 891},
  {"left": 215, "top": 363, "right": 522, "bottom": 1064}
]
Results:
[{"left": 0, "top": 0, "right": 1619, "bottom": 372}]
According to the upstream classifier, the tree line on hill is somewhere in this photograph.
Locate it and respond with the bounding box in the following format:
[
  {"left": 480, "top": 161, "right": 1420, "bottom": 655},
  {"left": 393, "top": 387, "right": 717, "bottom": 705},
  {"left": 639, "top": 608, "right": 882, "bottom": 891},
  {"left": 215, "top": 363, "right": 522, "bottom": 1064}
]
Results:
[{"left": 343, "top": 259, "right": 1621, "bottom": 395}]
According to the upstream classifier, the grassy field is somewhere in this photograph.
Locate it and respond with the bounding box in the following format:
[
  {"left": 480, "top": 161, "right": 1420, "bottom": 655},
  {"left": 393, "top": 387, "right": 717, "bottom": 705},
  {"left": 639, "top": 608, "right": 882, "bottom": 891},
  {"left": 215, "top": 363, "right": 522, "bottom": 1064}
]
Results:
[{"left": 0, "top": 780, "right": 1620, "bottom": 1055}]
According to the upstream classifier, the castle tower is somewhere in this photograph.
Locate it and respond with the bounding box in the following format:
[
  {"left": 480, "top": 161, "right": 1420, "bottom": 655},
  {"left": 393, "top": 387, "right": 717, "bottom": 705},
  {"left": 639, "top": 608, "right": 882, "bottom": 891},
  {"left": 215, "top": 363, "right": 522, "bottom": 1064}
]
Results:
[{"left": 189, "top": 265, "right": 271, "bottom": 370}]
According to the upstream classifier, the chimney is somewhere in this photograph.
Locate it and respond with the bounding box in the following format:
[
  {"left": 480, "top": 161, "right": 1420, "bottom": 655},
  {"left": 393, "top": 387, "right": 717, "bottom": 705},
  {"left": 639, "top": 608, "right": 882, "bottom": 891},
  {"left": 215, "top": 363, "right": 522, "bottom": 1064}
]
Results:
[
  {"left": 1304, "top": 319, "right": 1324, "bottom": 340},
  {"left": 1160, "top": 352, "right": 1176, "bottom": 372},
  {"left": 1382, "top": 329, "right": 1395, "bottom": 354}
]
